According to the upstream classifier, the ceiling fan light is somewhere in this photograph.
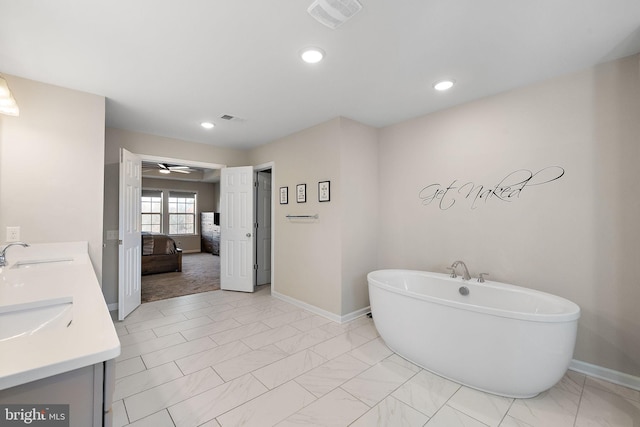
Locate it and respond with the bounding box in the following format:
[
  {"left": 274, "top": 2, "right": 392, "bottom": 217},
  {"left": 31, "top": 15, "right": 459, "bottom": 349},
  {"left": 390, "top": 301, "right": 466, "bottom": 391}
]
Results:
[
  {"left": 201, "top": 122, "right": 215, "bottom": 129},
  {"left": 158, "top": 169, "right": 171, "bottom": 174}
]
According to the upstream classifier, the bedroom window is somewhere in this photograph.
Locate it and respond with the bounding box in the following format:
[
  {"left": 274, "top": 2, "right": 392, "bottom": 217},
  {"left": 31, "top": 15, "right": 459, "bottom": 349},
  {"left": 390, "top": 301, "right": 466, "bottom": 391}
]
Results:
[
  {"left": 168, "top": 191, "right": 196, "bottom": 235},
  {"left": 141, "top": 190, "right": 162, "bottom": 233}
]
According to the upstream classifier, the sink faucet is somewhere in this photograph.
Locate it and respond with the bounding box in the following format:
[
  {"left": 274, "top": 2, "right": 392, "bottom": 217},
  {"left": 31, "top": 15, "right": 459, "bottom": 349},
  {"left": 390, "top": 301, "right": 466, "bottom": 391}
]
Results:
[
  {"left": 450, "top": 260, "right": 471, "bottom": 281},
  {"left": 0, "top": 242, "right": 30, "bottom": 267}
]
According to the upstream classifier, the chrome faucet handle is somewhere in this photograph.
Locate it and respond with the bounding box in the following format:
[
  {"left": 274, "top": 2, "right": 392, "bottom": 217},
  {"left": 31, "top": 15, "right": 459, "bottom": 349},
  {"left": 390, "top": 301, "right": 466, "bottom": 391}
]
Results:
[
  {"left": 446, "top": 267, "right": 457, "bottom": 278},
  {"left": 0, "top": 241, "right": 30, "bottom": 267},
  {"left": 477, "top": 273, "right": 489, "bottom": 283}
]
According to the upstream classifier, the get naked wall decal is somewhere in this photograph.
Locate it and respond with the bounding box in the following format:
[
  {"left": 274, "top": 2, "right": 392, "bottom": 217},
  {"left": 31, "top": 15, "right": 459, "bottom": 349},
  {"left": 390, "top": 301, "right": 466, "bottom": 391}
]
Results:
[{"left": 418, "top": 166, "right": 565, "bottom": 210}]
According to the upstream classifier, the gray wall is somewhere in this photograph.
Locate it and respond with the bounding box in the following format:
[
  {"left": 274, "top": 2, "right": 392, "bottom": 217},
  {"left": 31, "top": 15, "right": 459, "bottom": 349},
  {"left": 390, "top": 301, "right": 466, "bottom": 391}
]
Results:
[
  {"left": 248, "top": 117, "right": 379, "bottom": 317},
  {"left": 0, "top": 74, "right": 105, "bottom": 280},
  {"left": 377, "top": 54, "right": 640, "bottom": 376}
]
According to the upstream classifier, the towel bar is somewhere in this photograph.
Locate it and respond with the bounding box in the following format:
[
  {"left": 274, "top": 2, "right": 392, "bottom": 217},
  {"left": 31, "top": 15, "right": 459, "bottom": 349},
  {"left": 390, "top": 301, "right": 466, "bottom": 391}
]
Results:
[{"left": 285, "top": 214, "right": 319, "bottom": 219}]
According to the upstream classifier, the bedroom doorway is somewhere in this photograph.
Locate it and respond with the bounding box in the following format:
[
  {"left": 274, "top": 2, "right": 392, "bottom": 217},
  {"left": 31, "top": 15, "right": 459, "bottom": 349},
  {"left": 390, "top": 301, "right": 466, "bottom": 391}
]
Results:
[{"left": 118, "top": 152, "right": 276, "bottom": 316}]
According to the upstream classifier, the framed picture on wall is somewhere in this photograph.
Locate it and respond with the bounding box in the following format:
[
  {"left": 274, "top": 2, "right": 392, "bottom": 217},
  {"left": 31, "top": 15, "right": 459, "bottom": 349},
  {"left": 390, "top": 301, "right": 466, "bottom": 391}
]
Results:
[
  {"left": 279, "top": 187, "right": 288, "bottom": 204},
  {"left": 296, "top": 184, "right": 306, "bottom": 203},
  {"left": 318, "top": 181, "right": 330, "bottom": 202}
]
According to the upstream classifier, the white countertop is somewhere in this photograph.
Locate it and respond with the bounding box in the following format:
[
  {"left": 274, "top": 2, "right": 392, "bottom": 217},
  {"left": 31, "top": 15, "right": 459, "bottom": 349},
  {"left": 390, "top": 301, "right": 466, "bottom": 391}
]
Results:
[{"left": 0, "top": 242, "right": 121, "bottom": 390}]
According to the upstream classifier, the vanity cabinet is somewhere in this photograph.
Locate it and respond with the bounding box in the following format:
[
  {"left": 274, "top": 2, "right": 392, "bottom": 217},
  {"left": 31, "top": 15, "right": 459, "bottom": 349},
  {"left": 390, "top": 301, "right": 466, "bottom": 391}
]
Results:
[
  {"left": 0, "top": 360, "right": 116, "bottom": 427},
  {"left": 201, "top": 212, "right": 220, "bottom": 255},
  {"left": 0, "top": 242, "right": 120, "bottom": 427}
]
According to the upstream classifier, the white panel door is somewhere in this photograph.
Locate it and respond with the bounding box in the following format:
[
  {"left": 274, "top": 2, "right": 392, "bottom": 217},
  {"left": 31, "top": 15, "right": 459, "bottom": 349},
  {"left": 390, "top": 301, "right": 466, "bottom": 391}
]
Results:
[
  {"left": 256, "top": 171, "right": 272, "bottom": 286},
  {"left": 220, "top": 166, "right": 255, "bottom": 292},
  {"left": 118, "top": 148, "right": 142, "bottom": 320}
]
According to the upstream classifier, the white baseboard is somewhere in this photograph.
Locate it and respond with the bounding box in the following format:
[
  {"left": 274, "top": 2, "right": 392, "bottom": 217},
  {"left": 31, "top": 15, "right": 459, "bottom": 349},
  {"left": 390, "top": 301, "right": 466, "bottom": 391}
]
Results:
[
  {"left": 569, "top": 359, "right": 640, "bottom": 391},
  {"left": 108, "top": 303, "right": 118, "bottom": 312},
  {"left": 341, "top": 306, "right": 371, "bottom": 323},
  {"left": 271, "top": 290, "right": 370, "bottom": 324}
]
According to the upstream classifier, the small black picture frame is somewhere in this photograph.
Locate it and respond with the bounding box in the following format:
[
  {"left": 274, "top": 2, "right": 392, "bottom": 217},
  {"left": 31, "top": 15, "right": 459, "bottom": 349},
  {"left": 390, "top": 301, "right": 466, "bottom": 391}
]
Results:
[
  {"left": 296, "top": 184, "right": 306, "bottom": 203},
  {"left": 318, "top": 181, "right": 330, "bottom": 202},
  {"left": 279, "top": 187, "right": 288, "bottom": 204}
]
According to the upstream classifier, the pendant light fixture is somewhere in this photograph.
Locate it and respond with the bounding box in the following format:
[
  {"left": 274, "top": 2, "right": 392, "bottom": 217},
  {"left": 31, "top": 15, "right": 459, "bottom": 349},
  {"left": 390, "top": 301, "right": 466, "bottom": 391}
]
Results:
[{"left": 0, "top": 75, "right": 19, "bottom": 116}]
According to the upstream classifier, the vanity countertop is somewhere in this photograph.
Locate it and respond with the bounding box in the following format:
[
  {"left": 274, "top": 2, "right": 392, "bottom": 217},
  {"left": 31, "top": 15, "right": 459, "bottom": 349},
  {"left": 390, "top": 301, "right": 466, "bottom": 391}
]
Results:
[{"left": 0, "top": 242, "right": 120, "bottom": 390}]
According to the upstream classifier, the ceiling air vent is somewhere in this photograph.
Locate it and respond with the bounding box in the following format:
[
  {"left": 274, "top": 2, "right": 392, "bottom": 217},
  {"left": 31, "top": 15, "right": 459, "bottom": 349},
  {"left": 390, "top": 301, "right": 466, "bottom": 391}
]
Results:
[
  {"left": 308, "top": 0, "right": 363, "bottom": 29},
  {"left": 219, "top": 114, "right": 246, "bottom": 124}
]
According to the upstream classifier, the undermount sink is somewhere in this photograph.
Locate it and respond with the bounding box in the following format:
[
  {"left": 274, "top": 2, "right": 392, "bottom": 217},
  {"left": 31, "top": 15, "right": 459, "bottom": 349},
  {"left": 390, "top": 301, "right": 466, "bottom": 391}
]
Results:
[
  {"left": 11, "top": 258, "right": 75, "bottom": 269},
  {"left": 0, "top": 297, "right": 73, "bottom": 341}
]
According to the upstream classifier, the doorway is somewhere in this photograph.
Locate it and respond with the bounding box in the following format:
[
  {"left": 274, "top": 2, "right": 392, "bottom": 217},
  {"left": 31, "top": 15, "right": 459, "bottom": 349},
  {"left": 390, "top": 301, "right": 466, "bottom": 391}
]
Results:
[
  {"left": 118, "top": 152, "right": 276, "bottom": 318},
  {"left": 138, "top": 155, "right": 225, "bottom": 303},
  {"left": 256, "top": 168, "right": 272, "bottom": 287}
]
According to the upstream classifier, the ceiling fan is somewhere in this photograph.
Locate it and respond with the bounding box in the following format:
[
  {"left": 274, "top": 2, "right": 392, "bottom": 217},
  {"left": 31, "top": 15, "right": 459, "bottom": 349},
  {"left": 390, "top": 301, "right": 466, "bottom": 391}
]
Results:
[{"left": 143, "top": 163, "right": 192, "bottom": 174}]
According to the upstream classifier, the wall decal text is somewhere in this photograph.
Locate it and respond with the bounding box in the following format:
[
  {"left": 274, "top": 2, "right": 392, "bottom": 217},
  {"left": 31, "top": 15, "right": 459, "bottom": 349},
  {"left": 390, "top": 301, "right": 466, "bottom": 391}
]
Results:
[{"left": 419, "top": 166, "right": 565, "bottom": 210}]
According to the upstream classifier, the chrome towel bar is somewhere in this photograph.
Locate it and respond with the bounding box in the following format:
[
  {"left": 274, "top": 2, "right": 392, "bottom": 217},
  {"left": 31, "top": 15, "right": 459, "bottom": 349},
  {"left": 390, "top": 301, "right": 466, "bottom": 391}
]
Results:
[{"left": 286, "top": 214, "right": 319, "bottom": 219}]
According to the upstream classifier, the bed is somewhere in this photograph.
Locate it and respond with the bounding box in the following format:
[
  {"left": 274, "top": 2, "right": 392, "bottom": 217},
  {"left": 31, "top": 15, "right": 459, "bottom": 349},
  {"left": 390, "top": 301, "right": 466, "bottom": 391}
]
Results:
[{"left": 141, "top": 232, "right": 183, "bottom": 275}]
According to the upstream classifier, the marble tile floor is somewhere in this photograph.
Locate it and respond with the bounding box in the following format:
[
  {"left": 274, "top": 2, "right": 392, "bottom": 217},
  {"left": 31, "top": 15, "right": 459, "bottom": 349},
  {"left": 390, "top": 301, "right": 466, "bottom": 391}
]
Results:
[{"left": 111, "top": 286, "right": 640, "bottom": 427}]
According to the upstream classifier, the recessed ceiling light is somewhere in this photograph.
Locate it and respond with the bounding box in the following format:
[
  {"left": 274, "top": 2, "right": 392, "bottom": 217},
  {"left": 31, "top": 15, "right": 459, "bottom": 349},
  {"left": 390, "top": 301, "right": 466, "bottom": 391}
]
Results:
[
  {"left": 300, "top": 47, "right": 325, "bottom": 64},
  {"left": 433, "top": 80, "right": 455, "bottom": 91},
  {"left": 201, "top": 122, "right": 215, "bottom": 129}
]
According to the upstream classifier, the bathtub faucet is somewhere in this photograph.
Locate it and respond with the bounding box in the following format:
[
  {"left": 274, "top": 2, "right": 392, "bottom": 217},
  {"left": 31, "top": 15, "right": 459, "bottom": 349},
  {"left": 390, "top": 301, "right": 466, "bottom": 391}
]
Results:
[{"left": 450, "top": 260, "right": 471, "bottom": 281}]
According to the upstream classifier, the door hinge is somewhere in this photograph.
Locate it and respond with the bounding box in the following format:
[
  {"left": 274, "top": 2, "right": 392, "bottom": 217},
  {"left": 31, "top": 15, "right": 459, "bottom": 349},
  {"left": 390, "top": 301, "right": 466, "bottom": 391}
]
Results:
[
  {"left": 254, "top": 264, "right": 258, "bottom": 270},
  {"left": 118, "top": 239, "right": 123, "bottom": 245}
]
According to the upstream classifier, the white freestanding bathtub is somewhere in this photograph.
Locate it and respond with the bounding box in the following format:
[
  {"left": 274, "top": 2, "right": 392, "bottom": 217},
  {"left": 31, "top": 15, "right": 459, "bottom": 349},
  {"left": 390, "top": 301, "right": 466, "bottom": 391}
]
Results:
[{"left": 367, "top": 269, "right": 580, "bottom": 398}]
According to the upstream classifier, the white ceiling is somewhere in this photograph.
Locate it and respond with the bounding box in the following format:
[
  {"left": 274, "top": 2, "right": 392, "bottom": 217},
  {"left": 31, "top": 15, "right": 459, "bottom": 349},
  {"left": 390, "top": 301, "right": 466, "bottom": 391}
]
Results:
[{"left": 1, "top": 1, "right": 639, "bottom": 149}]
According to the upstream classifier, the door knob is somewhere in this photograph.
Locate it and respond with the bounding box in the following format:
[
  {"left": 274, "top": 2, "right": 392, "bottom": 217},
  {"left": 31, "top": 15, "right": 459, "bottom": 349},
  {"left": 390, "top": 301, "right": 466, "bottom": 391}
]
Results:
[{"left": 246, "top": 233, "right": 252, "bottom": 238}]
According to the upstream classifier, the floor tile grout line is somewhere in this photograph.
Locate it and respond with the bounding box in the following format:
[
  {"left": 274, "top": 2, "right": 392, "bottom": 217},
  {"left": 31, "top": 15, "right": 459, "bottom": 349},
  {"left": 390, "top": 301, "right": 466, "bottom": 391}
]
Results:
[
  {"left": 359, "top": 360, "right": 425, "bottom": 413},
  {"left": 125, "top": 367, "right": 223, "bottom": 424},
  {"left": 584, "top": 378, "right": 640, "bottom": 403},
  {"left": 306, "top": 353, "right": 424, "bottom": 419},
  {"left": 124, "top": 408, "right": 176, "bottom": 427},
  {"left": 447, "top": 402, "right": 492, "bottom": 427},
  {"left": 448, "top": 384, "right": 516, "bottom": 427},
  {"left": 149, "top": 314, "right": 219, "bottom": 333},
  {"left": 205, "top": 322, "right": 273, "bottom": 347},
  {"left": 119, "top": 309, "right": 185, "bottom": 325},
  {"left": 118, "top": 399, "right": 131, "bottom": 427},
  {"left": 497, "top": 398, "right": 517, "bottom": 427},
  {"left": 140, "top": 355, "right": 150, "bottom": 372},
  {"left": 116, "top": 361, "right": 183, "bottom": 400},
  {"left": 572, "top": 380, "right": 586, "bottom": 427},
  {"left": 337, "top": 385, "right": 376, "bottom": 423},
  {"left": 422, "top": 378, "right": 463, "bottom": 423},
  {"left": 140, "top": 336, "right": 221, "bottom": 370},
  {"left": 158, "top": 303, "right": 217, "bottom": 317},
  {"left": 166, "top": 409, "right": 178, "bottom": 427},
  {"left": 125, "top": 333, "right": 213, "bottom": 364},
  {"left": 171, "top": 372, "right": 266, "bottom": 427}
]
